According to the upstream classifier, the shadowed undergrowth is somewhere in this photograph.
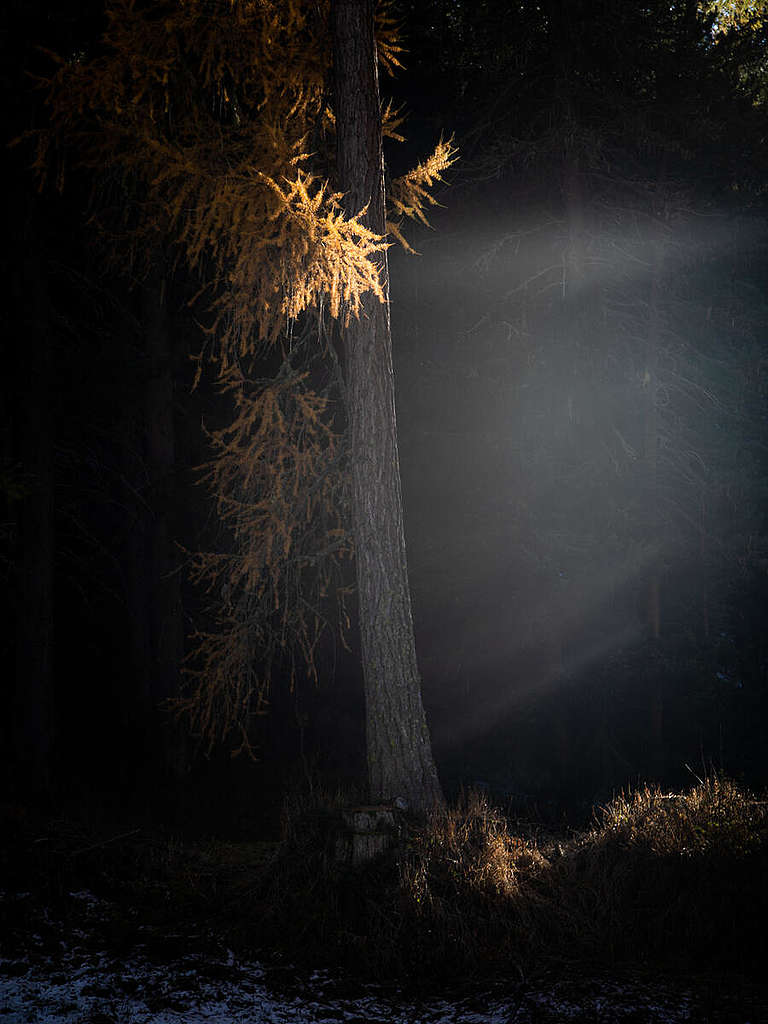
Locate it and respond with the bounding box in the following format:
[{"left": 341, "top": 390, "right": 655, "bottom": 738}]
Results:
[
  {"left": 2, "top": 777, "right": 766, "bottom": 985},
  {"left": 255, "top": 776, "right": 767, "bottom": 980}
]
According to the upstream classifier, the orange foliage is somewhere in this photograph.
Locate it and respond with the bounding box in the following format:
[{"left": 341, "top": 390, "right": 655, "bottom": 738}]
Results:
[
  {"left": 37, "top": 0, "right": 455, "bottom": 754},
  {"left": 178, "top": 351, "right": 353, "bottom": 755}
]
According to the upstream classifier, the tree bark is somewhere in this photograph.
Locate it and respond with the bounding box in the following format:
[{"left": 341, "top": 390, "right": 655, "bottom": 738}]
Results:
[
  {"left": 139, "top": 260, "right": 186, "bottom": 782},
  {"left": 120, "top": 261, "right": 185, "bottom": 789},
  {"left": 13, "top": 196, "right": 54, "bottom": 797},
  {"left": 643, "top": 219, "right": 666, "bottom": 778},
  {"left": 331, "top": 0, "right": 442, "bottom": 814}
]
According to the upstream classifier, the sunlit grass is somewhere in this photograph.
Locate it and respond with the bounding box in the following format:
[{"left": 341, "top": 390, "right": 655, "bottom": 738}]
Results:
[
  {"left": 597, "top": 776, "right": 763, "bottom": 856},
  {"left": 528, "top": 776, "right": 768, "bottom": 969},
  {"left": 258, "top": 775, "right": 767, "bottom": 979}
]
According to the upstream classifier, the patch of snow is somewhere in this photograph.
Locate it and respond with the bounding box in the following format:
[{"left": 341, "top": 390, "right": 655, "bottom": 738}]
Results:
[
  {"left": 0, "top": 891, "right": 761, "bottom": 1023},
  {"left": 0, "top": 950, "right": 706, "bottom": 1023}
]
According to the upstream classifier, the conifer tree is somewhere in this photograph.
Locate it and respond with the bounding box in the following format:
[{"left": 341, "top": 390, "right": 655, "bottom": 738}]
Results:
[{"left": 38, "top": 0, "right": 453, "bottom": 811}]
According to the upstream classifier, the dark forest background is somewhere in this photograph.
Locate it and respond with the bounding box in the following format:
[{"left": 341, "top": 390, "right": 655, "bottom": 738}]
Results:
[{"left": 3, "top": 0, "right": 767, "bottom": 833}]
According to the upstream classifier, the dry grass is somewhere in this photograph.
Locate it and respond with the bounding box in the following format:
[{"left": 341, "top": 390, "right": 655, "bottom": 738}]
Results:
[
  {"left": 394, "top": 790, "right": 548, "bottom": 973},
  {"left": 253, "top": 776, "right": 768, "bottom": 982},
  {"left": 525, "top": 777, "right": 768, "bottom": 970}
]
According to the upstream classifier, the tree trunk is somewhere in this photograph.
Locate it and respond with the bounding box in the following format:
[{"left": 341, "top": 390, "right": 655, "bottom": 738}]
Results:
[
  {"left": 643, "top": 220, "right": 666, "bottom": 778},
  {"left": 13, "top": 196, "right": 54, "bottom": 798},
  {"left": 139, "top": 260, "right": 186, "bottom": 782},
  {"left": 331, "top": 0, "right": 443, "bottom": 814}
]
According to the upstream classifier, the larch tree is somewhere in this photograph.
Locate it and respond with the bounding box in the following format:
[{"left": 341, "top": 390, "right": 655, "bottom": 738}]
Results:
[{"left": 38, "top": 0, "right": 453, "bottom": 813}]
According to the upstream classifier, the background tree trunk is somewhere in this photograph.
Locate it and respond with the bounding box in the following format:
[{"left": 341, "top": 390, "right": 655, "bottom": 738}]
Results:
[
  {"left": 139, "top": 260, "right": 186, "bottom": 783},
  {"left": 643, "top": 224, "right": 666, "bottom": 778},
  {"left": 13, "top": 196, "right": 54, "bottom": 798},
  {"left": 332, "top": 0, "right": 443, "bottom": 814}
]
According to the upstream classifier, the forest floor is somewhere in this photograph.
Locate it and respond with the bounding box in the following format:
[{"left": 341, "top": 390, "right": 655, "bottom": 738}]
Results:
[
  {"left": 2, "top": 884, "right": 767, "bottom": 1023},
  {"left": 2, "top": 787, "right": 767, "bottom": 1023}
]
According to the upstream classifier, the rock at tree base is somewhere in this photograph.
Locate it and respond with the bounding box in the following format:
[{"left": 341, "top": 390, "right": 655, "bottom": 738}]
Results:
[{"left": 335, "top": 804, "right": 400, "bottom": 865}]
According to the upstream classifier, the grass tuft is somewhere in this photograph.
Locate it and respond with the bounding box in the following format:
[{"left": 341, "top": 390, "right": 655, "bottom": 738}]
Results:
[
  {"left": 251, "top": 776, "right": 768, "bottom": 981},
  {"left": 529, "top": 776, "right": 768, "bottom": 970}
]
